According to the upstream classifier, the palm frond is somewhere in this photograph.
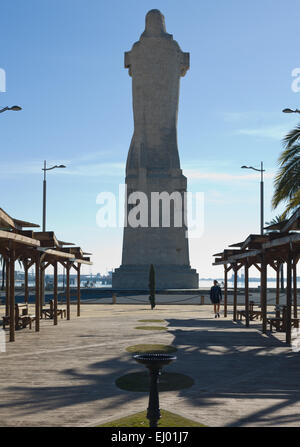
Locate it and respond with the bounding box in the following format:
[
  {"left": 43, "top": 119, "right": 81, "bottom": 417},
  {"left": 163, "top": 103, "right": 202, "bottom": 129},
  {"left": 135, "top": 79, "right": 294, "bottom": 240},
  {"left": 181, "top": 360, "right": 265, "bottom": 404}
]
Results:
[
  {"left": 272, "top": 165, "right": 300, "bottom": 208},
  {"left": 265, "top": 214, "right": 286, "bottom": 226},
  {"left": 278, "top": 144, "right": 300, "bottom": 165},
  {"left": 283, "top": 124, "right": 300, "bottom": 148},
  {"left": 280, "top": 191, "right": 300, "bottom": 218}
]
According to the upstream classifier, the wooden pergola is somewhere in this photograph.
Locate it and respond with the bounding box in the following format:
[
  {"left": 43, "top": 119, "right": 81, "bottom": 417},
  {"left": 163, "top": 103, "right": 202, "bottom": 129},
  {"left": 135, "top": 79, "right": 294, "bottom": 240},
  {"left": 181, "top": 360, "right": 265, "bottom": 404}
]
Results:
[
  {"left": 213, "top": 207, "right": 300, "bottom": 345},
  {"left": 0, "top": 208, "right": 92, "bottom": 342},
  {"left": 0, "top": 208, "right": 41, "bottom": 342}
]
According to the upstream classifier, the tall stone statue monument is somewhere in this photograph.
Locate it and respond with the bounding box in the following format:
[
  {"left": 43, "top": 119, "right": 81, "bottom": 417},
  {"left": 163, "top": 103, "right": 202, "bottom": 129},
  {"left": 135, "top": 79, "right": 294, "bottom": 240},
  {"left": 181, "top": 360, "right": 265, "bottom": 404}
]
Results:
[{"left": 112, "top": 9, "right": 198, "bottom": 289}]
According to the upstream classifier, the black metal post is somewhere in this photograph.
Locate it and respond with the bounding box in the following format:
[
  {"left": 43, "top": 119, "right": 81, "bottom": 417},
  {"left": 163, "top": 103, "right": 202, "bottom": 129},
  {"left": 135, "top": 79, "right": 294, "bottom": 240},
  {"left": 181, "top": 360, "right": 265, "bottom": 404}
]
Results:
[
  {"left": 260, "top": 161, "right": 264, "bottom": 235},
  {"left": 147, "top": 368, "right": 161, "bottom": 427},
  {"left": 43, "top": 160, "right": 46, "bottom": 232},
  {"left": 133, "top": 354, "right": 176, "bottom": 428}
]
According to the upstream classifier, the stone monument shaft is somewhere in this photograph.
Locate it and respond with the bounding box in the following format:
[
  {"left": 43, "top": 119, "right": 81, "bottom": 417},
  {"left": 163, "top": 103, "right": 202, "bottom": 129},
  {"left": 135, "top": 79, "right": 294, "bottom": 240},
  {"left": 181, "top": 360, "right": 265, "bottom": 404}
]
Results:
[{"left": 112, "top": 10, "right": 198, "bottom": 289}]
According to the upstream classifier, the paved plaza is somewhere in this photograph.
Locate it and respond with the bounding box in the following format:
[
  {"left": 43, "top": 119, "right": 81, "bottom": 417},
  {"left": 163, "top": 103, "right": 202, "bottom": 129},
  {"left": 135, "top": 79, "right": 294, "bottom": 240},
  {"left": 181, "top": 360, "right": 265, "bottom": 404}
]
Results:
[{"left": 1, "top": 302, "right": 300, "bottom": 427}]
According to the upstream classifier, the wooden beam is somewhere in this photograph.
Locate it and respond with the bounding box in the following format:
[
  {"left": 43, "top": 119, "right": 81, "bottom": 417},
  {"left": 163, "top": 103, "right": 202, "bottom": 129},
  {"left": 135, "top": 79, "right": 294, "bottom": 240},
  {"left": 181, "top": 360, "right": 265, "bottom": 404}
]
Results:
[
  {"left": 213, "top": 250, "right": 260, "bottom": 266},
  {"left": 229, "top": 250, "right": 261, "bottom": 262},
  {"left": 225, "top": 265, "right": 232, "bottom": 273},
  {"left": 282, "top": 207, "right": 300, "bottom": 233},
  {"left": 253, "top": 263, "right": 261, "bottom": 273},
  {"left": 0, "top": 208, "right": 15, "bottom": 229},
  {"left": 74, "top": 258, "right": 93, "bottom": 265},
  {"left": 41, "top": 262, "right": 51, "bottom": 272},
  {"left": 263, "top": 233, "right": 300, "bottom": 250},
  {"left": 33, "top": 231, "right": 60, "bottom": 247},
  {"left": 0, "top": 230, "right": 40, "bottom": 247},
  {"left": 37, "top": 247, "right": 75, "bottom": 259},
  {"left": 269, "top": 260, "right": 279, "bottom": 272}
]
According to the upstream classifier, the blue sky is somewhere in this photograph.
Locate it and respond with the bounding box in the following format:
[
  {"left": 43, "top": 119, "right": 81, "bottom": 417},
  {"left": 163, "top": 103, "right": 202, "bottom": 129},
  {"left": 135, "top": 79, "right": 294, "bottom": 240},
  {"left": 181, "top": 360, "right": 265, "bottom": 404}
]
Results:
[{"left": 1, "top": 0, "right": 300, "bottom": 277}]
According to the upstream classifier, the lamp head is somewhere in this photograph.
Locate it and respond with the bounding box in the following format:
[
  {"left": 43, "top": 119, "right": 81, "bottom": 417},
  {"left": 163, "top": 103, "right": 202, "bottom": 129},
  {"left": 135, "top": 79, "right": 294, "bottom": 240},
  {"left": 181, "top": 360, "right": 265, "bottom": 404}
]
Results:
[{"left": 9, "top": 105, "right": 22, "bottom": 111}]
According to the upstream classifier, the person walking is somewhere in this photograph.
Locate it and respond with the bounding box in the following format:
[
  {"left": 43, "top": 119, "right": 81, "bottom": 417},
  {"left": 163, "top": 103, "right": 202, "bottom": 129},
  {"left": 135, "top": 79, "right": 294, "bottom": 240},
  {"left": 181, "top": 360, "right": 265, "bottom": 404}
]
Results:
[{"left": 210, "top": 280, "right": 222, "bottom": 318}]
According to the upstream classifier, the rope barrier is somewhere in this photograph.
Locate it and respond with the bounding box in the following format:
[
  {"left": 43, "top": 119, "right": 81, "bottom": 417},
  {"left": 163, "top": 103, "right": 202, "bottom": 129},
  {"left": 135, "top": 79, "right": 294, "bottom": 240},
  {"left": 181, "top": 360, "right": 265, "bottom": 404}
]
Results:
[{"left": 114, "top": 294, "right": 202, "bottom": 304}]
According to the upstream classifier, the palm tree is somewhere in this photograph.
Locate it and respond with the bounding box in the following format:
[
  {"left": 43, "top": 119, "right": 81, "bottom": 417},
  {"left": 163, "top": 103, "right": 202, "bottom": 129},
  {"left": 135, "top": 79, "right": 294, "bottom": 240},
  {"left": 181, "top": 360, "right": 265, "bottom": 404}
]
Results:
[
  {"left": 265, "top": 215, "right": 285, "bottom": 290},
  {"left": 272, "top": 125, "right": 300, "bottom": 217}
]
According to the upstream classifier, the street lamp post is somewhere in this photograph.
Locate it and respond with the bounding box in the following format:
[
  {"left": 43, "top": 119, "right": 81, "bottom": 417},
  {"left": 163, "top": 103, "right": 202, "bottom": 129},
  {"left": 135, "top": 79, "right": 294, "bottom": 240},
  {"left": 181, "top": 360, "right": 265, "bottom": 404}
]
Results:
[
  {"left": 0, "top": 105, "right": 22, "bottom": 114},
  {"left": 282, "top": 108, "right": 300, "bottom": 114},
  {"left": 42, "top": 161, "right": 66, "bottom": 231},
  {"left": 241, "top": 162, "right": 265, "bottom": 235},
  {"left": 41, "top": 161, "right": 66, "bottom": 305}
]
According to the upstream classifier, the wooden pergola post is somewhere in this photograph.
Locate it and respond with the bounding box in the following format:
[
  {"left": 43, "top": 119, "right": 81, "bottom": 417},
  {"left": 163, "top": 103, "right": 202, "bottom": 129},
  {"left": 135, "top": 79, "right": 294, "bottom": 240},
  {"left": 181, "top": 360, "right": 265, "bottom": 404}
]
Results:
[
  {"left": 9, "top": 248, "right": 15, "bottom": 342},
  {"left": 71, "top": 262, "right": 82, "bottom": 317},
  {"left": 286, "top": 248, "right": 292, "bottom": 345},
  {"left": 53, "top": 261, "right": 58, "bottom": 325},
  {"left": 39, "top": 262, "right": 43, "bottom": 314},
  {"left": 77, "top": 263, "right": 81, "bottom": 317},
  {"left": 233, "top": 264, "right": 238, "bottom": 321},
  {"left": 5, "top": 255, "right": 9, "bottom": 317},
  {"left": 293, "top": 257, "right": 298, "bottom": 319},
  {"left": 261, "top": 252, "right": 267, "bottom": 334},
  {"left": 224, "top": 264, "right": 228, "bottom": 318},
  {"left": 23, "top": 259, "right": 29, "bottom": 304},
  {"left": 35, "top": 256, "right": 40, "bottom": 332},
  {"left": 276, "top": 263, "right": 280, "bottom": 308},
  {"left": 270, "top": 261, "right": 280, "bottom": 318},
  {"left": 66, "top": 262, "right": 71, "bottom": 320},
  {"left": 245, "top": 261, "right": 249, "bottom": 328}
]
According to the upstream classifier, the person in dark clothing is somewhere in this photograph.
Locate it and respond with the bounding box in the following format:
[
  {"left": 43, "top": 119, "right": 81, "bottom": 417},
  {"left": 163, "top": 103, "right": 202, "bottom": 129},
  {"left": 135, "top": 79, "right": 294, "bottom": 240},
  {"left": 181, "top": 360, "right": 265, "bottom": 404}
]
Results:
[{"left": 210, "top": 280, "right": 222, "bottom": 318}]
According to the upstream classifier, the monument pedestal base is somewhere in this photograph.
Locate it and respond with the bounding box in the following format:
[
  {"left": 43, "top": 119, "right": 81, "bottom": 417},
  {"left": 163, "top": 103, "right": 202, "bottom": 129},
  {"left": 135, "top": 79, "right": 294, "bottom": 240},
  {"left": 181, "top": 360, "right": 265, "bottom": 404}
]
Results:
[{"left": 112, "top": 264, "right": 199, "bottom": 290}]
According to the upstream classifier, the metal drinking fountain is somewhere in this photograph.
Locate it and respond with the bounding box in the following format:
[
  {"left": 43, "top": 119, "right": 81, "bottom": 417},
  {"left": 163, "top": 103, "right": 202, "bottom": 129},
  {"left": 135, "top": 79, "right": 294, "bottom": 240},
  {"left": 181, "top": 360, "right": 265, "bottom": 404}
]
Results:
[{"left": 133, "top": 353, "right": 177, "bottom": 427}]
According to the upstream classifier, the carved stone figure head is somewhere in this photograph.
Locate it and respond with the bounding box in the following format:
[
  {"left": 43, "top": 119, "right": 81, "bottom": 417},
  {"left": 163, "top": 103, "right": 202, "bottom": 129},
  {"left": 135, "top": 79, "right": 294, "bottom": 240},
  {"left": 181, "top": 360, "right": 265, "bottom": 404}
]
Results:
[{"left": 141, "top": 9, "right": 168, "bottom": 38}]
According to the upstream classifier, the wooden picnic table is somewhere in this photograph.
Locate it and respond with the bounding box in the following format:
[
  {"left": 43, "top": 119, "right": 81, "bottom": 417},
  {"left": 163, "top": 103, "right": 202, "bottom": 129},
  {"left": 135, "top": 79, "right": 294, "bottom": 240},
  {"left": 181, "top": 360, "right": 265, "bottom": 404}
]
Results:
[
  {"left": 42, "top": 299, "right": 66, "bottom": 320},
  {"left": 2, "top": 303, "right": 36, "bottom": 330},
  {"left": 267, "top": 305, "right": 299, "bottom": 332},
  {"left": 237, "top": 301, "right": 262, "bottom": 321}
]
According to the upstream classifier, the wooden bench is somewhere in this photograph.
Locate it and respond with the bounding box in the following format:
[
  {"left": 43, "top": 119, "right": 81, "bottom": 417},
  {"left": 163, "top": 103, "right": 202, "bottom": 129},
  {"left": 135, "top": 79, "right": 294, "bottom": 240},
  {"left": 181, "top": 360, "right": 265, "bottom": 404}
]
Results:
[
  {"left": 267, "top": 305, "right": 299, "bottom": 332},
  {"left": 267, "top": 317, "right": 299, "bottom": 332},
  {"left": 2, "top": 303, "right": 36, "bottom": 330},
  {"left": 237, "top": 301, "right": 262, "bottom": 321},
  {"left": 42, "top": 299, "right": 66, "bottom": 319}
]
